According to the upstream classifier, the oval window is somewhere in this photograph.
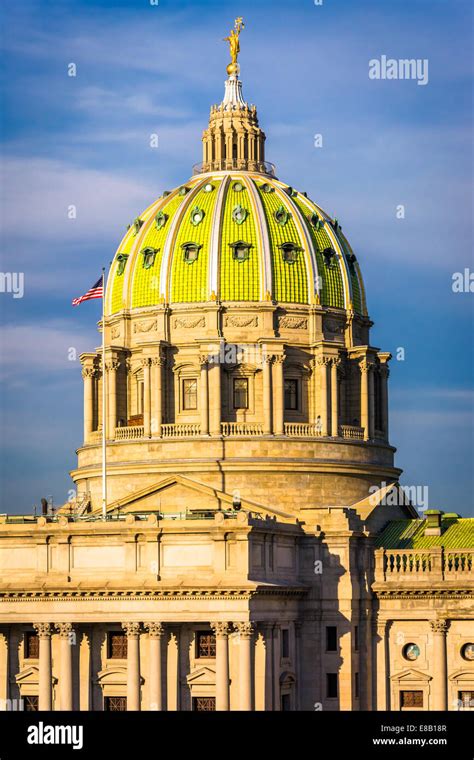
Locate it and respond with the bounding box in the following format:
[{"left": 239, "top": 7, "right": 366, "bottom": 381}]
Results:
[{"left": 403, "top": 643, "right": 420, "bottom": 661}]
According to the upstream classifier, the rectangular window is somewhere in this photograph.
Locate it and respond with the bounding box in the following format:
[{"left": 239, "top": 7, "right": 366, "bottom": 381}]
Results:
[
  {"left": 233, "top": 378, "right": 248, "bottom": 409},
  {"left": 281, "top": 629, "right": 290, "bottom": 659},
  {"left": 108, "top": 632, "right": 128, "bottom": 659},
  {"left": 281, "top": 693, "right": 291, "bottom": 711},
  {"left": 104, "top": 696, "right": 127, "bottom": 711},
  {"left": 24, "top": 632, "right": 39, "bottom": 659},
  {"left": 326, "top": 626, "right": 338, "bottom": 652},
  {"left": 458, "top": 691, "right": 474, "bottom": 709},
  {"left": 196, "top": 631, "right": 216, "bottom": 659},
  {"left": 284, "top": 379, "right": 298, "bottom": 411},
  {"left": 400, "top": 690, "right": 423, "bottom": 708},
  {"left": 192, "top": 697, "right": 216, "bottom": 711},
  {"left": 326, "top": 673, "right": 338, "bottom": 699},
  {"left": 24, "top": 696, "right": 39, "bottom": 712},
  {"left": 183, "top": 378, "right": 198, "bottom": 410},
  {"left": 354, "top": 625, "right": 359, "bottom": 651},
  {"left": 355, "top": 672, "right": 359, "bottom": 699}
]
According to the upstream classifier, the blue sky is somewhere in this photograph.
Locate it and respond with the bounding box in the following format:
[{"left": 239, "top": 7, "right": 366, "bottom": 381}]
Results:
[{"left": 0, "top": 0, "right": 473, "bottom": 515}]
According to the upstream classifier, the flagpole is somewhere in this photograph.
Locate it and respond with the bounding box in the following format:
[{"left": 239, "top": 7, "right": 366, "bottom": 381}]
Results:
[{"left": 101, "top": 267, "right": 107, "bottom": 521}]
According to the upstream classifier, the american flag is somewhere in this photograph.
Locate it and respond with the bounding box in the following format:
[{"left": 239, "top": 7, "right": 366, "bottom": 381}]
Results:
[{"left": 72, "top": 277, "right": 103, "bottom": 306}]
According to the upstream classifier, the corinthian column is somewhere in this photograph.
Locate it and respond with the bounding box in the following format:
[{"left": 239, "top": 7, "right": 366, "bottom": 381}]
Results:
[
  {"left": 106, "top": 358, "right": 120, "bottom": 440},
  {"left": 262, "top": 354, "right": 272, "bottom": 435},
  {"left": 430, "top": 620, "right": 449, "bottom": 710},
  {"left": 199, "top": 355, "right": 209, "bottom": 436},
  {"left": 234, "top": 622, "right": 254, "bottom": 711},
  {"left": 144, "top": 623, "right": 164, "bottom": 711},
  {"left": 379, "top": 363, "right": 390, "bottom": 441},
  {"left": 34, "top": 623, "right": 52, "bottom": 711},
  {"left": 141, "top": 359, "right": 152, "bottom": 438},
  {"left": 55, "top": 623, "right": 74, "bottom": 710},
  {"left": 122, "top": 622, "right": 141, "bottom": 711},
  {"left": 317, "top": 357, "right": 329, "bottom": 436},
  {"left": 330, "top": 357, "right": 341, "bottom": 437},
  {"left": 82, "top": 367, "right": 95, "bottom": 444},
  {"left": 209, "top": 358, "right": 221, "bottom": 436},
  {"left": 211, "top": 623, "right": 230, "bottom": 711},
  {"left": 360, "top": 360, "right": 371, "bottom": 440},
  {"left": 272, "top": 355, "right": 285, "bottom": 436},
  {"left": 151, "top": 356, "right": 164, "bottom": 437},
  {"left": 375, "top": 621, "right": 388, "bottom": 710}
]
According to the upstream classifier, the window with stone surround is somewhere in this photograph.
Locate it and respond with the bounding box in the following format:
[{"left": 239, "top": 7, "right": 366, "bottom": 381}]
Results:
[
  {"left": 183, "top": 378, "right": 198, "bottom": 410},
  {"left": 196, "top": 631, "right": 216, "bottom": 659},
  {"left": 326, "top": 673, "right": 338, "bottom": 699},
  {"left": 24, "top": 632, "right": 39, "bottom": 659},
  {"left": 24, "top": 695, "right": 39, "bottom": 711},
  {"left": 400, "top": 690, "right": 423, "bottom": 709},
  {"left": 284, "top": 379, "right": 299, "bottom": 411},
  {"left": 192, "top": 696, "right": 216, "bottom": 711},
  {"left": 326, "top": 626, "right": 338, "bottom": 652},
  {"left": 107, "top": 632, "right": 128, "bottom": 659},
  {"left": 104, "top": 696, "right": 127, "bottom": 711},
  {"left": 233, "top": 377, "right": 249, "bottom": 409}
]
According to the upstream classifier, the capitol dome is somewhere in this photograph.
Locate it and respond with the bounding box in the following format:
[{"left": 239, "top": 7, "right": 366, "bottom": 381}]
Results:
[{"left": 74, "top": 42, "right": 398, "bottom": 520}]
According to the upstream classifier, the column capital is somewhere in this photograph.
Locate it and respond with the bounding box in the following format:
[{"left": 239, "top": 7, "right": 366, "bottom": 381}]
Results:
[
  {"left": 144, "top": 622, "right": 164, "bottom": 639},
  {"left": 359, "top": 358, "right": 375, "bottom": 373},
  {"left": 33, "top": 623, "right": 52, "bottom": 638},
  {"left": 316, "top": 355, "right": 331, "bottom": 366},
  {"left": 55, "top": 623, "right": 74, "bottom": 639},
  {"left": 199, "top": 353, "right": 210, "bottom": 366},
  {"left": 272, "top": 354, "right": 286, "bottom": 365},
  {"left": 81, "top": 366, "right": 97, "bottom": 379},
  {"left": 105, "top": 358, "right": 120, "bottom": 372},
  {"left": 151, "top": 356, "right": 165, "bottom": 367},
  {"left": 330, "top": 356, "right": 342, "bottom": 368},
  {"left": 234, "top": 622, "right": 255, "bottom": 638},
  {"left": 141, "top": 357, "right": 152, "bottom": 368},
  {"left": 122, "top": 622, "right": 141, "bottom": 638},
  {"left": 430, "top": 619, "right": 449, "bottom": 635},
  {"left": 210, "top": 622, "right": 231, "bottom": 638}
]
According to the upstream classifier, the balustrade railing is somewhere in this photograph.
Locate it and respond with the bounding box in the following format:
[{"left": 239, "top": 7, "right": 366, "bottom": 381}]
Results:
[
  {"left": 339, "top": 425, "right": 365, "bottom": 440},
  {"left": 161, "top": 423, "right": 201, "bottom": 438},
  {"left": 375, "top": 547, "right": 474, "bottom": 582},
  {"left": 115, "top": 426, "right": 144, "bottom": 440},
  {"left": 284, "top": 422, "right": 323, "bottom": 437},
  {"left": 221, "top": 422, "right": 264, "bottom": 436}
]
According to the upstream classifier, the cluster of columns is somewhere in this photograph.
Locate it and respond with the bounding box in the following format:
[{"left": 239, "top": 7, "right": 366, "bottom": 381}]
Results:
[
  {"left": 33, "top": 623, "right": 74, "bottom": 711},
  {"left": 141, "top": 356, "right": 165, "bottom": 438},
  {"left": 202, "top": 103, "right": 266, "bottom": 173}
]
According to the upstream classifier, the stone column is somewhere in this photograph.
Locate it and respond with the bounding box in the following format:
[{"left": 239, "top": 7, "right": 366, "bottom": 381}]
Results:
[
  {"left": 262, "top": 354, "right": 272, "bottom": 435},
  {"left": 430, "top": 620, "right": 449, "bottom": 711},
  {"left": 211, "top": 623, "right": 230, "bottom": 711},
  {"left": 263, "top": 624, "right": 274, "bottom": 710},
  {"left": 330, "top": 358, "right": 341, "bottom": 437},
  {"left": 360, "top": 360, "right": 371, "bottom": 441},
  {"left": 272, "top": 355, "right": 285, "bottom": 435},
  {"left": 0, "top": 630, "right": 9, "bottom": 707},
  {"left": 318, "top": 357, "right": 329, "bottom": 436},
  {"left": 151, "top": 356, "right": 163, "bottom": 437},
  {"left": 55, "top": 623, "right": 74, "bottom": 710},
  {"left": 379, "top": 364, "right": 390, "bottom": 441},
  {"left": 82, "top": 368, "right": 95, "bottom": 443},
  {"left": 368, "top": 363, "right": 375, "bottom": 439},
  {"left": 375, "top": 621, "right": 388, "bottom": 710},
  {"left": 234, "top": 623, "right": 254, "bottom": 711},
  {"left": 199, "top": 355, "right": 209, "bottom": 436},
  {"left": 122, "top": 622, "right": 141, "bottom": 711},
  {"left": 34, "top": 623, "right": 52, "bottom": 711},
  {"left": 209, "top": 359, "right": 222, "bottom": 436},
  {"left": 145, "top": 623, "right": 164, "bottom": 711},
  {"left": 142, "top": 359, "right": 151, "bottom": 438},
  {"left": 106, "top": 358, "right": 120, "bottom": 440}
]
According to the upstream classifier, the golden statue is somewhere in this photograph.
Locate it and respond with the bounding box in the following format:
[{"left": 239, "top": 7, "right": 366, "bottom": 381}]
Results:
[{"left": 223, "top": 17, "right": 244, "bottom": 75}]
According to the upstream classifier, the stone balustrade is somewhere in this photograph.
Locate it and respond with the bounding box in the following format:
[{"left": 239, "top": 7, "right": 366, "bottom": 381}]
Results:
[
  {"left": 339, "top": 425, "right": 365, "bottom": 440},
  {"left": 115, "top": 426, "right": 145, "bottom": 440},
  {"left": 161, "top": 423, "right": 201, "bottom": 438},
  {"left": 374, "top": 547, "right": 474, "bottom": 582},
  {"left": 221, "top": 422, "right": 264, "bottom": 436}
]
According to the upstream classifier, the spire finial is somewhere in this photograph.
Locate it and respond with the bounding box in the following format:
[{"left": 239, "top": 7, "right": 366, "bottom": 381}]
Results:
[{"left": 223, "top": 17, "right": 245, "bottom": 76}]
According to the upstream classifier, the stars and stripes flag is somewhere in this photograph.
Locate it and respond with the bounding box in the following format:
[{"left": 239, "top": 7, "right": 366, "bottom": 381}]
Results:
[{"left": 72, "top": 277, "right": 103, "bottom": 306}]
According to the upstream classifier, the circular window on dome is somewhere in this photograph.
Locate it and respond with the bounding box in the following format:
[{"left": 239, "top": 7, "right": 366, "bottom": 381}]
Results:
[
  {"left": 190, "top": 206, "right": 205, "bottom": 226},
  {"left": 403, "top": 643, "right": 421, "bottom": 661},
  {"left": 461, "top": 643, "right": 474, "bottom": 661},
  {"left": 274, "top": 205, "right": 291, "bottom": 227},
  {"left": 154, "top": 211, "right": 168, "bottom": 230},
  {"left": 261, "top": 183, "right": 273, "bottom": 193},
  {"left": 203, "top": 183, "right": 214, "bottom": 193},
  {"left": 179, "top": 186, "right": 189, "bottom": 196},
  {"left": 233, "top": 181, "right": 244, "bottom": 192},
  {"left": 232, "top": 204, "right": 248, "bottom": 225},
  {"left": 230, "top": 240, "right": 252, "bottom": 263}
]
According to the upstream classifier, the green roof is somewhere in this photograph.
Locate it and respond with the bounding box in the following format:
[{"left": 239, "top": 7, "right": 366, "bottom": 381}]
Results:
[{"left": 375, "top": 516, "right": 474, "bottom": 549}]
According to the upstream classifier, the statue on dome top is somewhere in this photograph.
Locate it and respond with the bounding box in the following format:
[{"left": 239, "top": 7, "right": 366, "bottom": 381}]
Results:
[{"left": 223, "top": 17, "right": 244, "bottom": 75}]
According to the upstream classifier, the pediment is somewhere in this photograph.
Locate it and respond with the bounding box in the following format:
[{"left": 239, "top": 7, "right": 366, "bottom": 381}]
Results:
[
  {"left": 186, "top": 665, "right": 216, "bottom": 686},
  {"left": 96, "top": 666, "right": 133, "bottom": 686},
  {"left": 99, "top": 473, "right": 295, "bottom": 521},
  {"left": 391, "top": 668, "right": 432, "bottom": 683},
  {"left": 15, "top": 665, "right": 39, "bottom": 684},
  {"left": 449, "top": 669, "right": 474, "bottom": 683}
]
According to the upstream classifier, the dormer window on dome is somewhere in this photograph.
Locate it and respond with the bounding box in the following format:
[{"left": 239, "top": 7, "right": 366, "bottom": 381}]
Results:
[
  {"left": 116, "top": 254, "right": 129, "bottom": 275},
  {"left": 310, "top": 212, "right": 323, "bottom": 229},
  {"left": 155, "top": 211, "right": 168, "bottom": 230},
  {"left": 179, "top": 186, "right": 189, "bottom": 196},
  {"left": 132, "top": 218, "right": 143, "bottom": 236},
  {"left": 261, "top": 183, "right": 274, "bottom": 193},
  {"left": 322, "top": 247, "right": 336, "bottom": 267},
  {"left": 280, "top": 242, "right": 302, "bottom": 264},
  {"left": 181, "top": 242, "right": 202, "bottom": 264},
  {"left": 230, "top": 240, "right": 252, "bottom": 262},
  {"left": 233, "top": 181, "right": 244, "bottom": 192},
  {"left": 141, "top": 247, "right": 158, "bottom": 270},
  {"left": 274, "top": 205, "right": 291, "bottom": 226}
]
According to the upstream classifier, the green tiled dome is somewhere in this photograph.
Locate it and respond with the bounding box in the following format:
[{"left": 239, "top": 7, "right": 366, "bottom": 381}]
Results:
[{"left": 105, "top": 172, "right": 367, "bottom": 316}]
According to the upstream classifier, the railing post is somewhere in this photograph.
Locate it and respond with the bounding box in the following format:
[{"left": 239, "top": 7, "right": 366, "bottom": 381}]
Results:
[
  {"left": 374, "top": 548, "right": 385, "bottom": 582},
  {"left": 430, "top": 547, "right": 444, "bottom": 581}
]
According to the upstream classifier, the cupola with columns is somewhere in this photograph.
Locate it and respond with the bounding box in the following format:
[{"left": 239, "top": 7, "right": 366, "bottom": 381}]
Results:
[{"left": 73, "top": 19, "right": 399, "bottom": 518}]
